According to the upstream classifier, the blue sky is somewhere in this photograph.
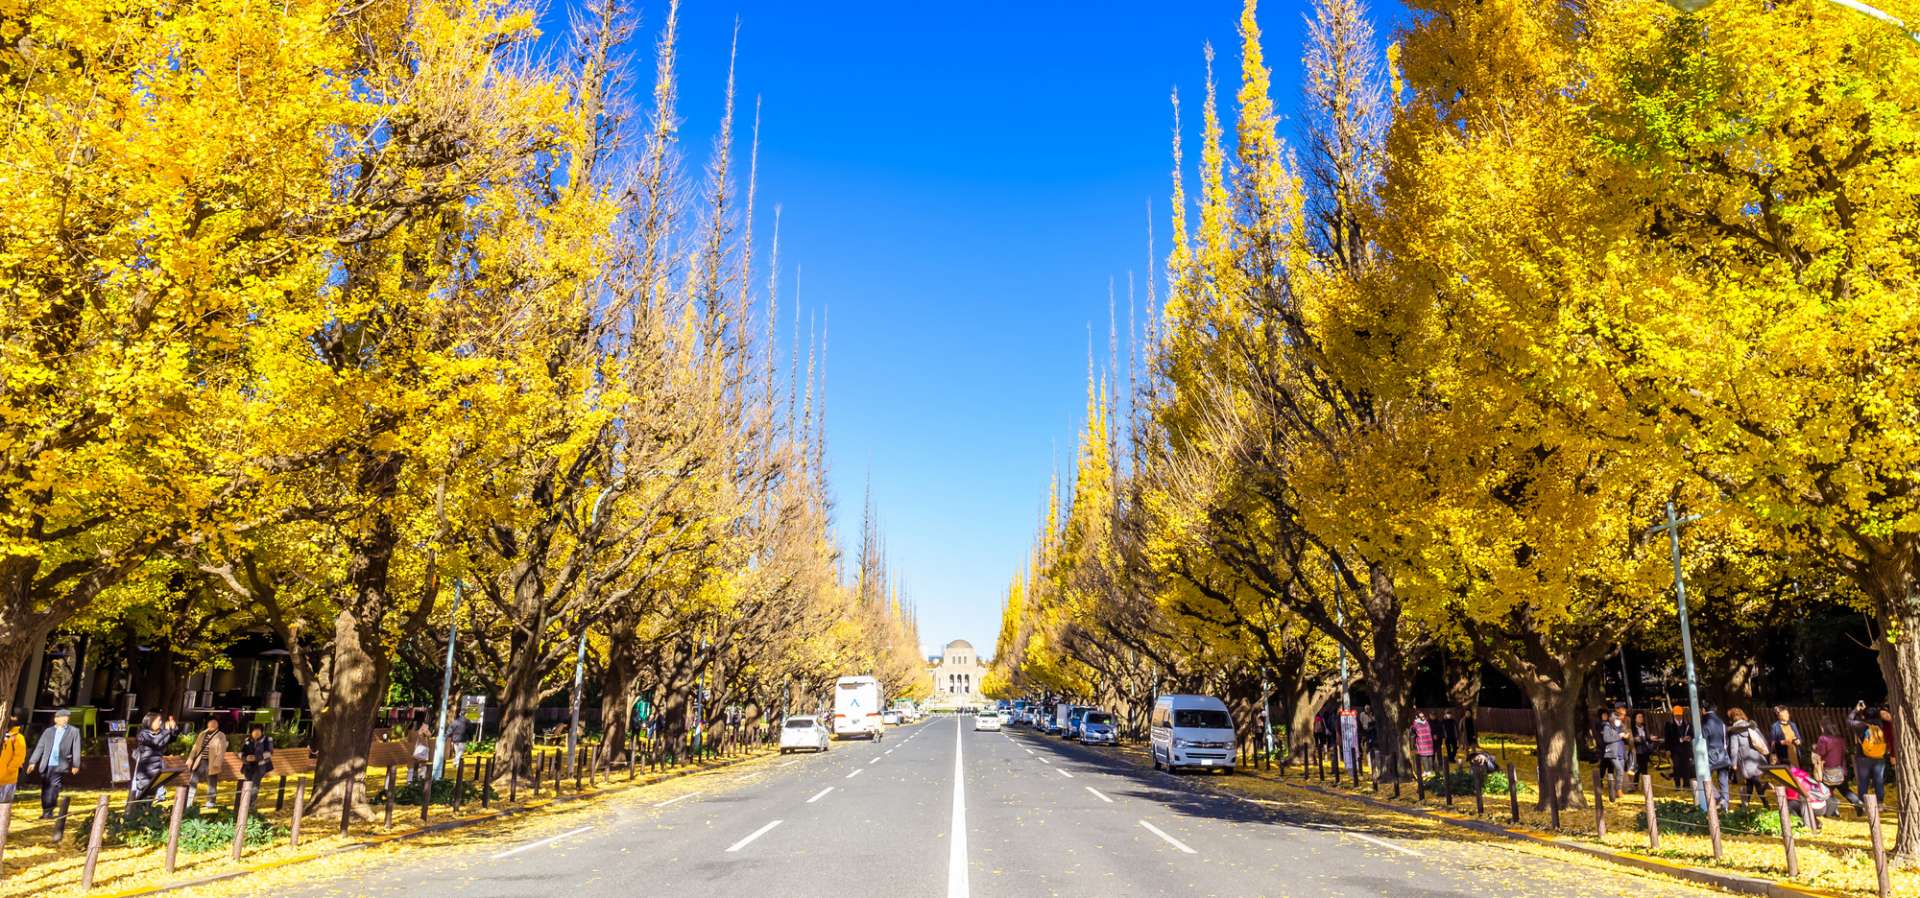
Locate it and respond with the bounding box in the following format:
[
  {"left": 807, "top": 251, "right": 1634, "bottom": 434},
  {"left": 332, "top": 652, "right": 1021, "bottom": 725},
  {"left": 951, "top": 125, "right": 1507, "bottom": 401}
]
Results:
[{"left": 571, "top": 1, "right": 1363, "bottom": 656}]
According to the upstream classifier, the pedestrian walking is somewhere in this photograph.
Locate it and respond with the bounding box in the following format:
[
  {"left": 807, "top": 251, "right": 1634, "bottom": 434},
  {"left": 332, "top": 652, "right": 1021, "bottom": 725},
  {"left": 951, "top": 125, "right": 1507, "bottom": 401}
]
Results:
[
  {"left": 240, "top": 724, "right": 274, "bottom": 789},
  {"left": 1410, "top": 711, "right": 1436, "bottom": 776},
  {"left": 1358, "top": 707, "right": 1375, "bottom": 758},
  {"left": 1851, "top": 701, "right": 1891, "bottom": 807},
  {"left": 1664, "top": 705, "right": 1695, "bottom": 788},
  {"left": 185, "top": 718, "right": 229, "bottom": 808},
  {"left": 1769, "top": 706, "right": 1802, "bottom": 768},
  {"left": 129, "top": 712, "right": 181, "bottom": 808},
  {"left": 1600, "top": 705, "right": 1630, "bottom": 799},
  {"left": 1631, "top": 710, "right": 1656, "bottom": 780},
  {"left": 25, "top": 708, "right": 82, "bottom": 819},
  {"left": 1726, "top": 708, "right": 1769, "bottom": 807},
  {"left": 1439, "top": 709, "right": 1460, "bottom": 764},
  {"left": 1461, "top": 708, "right": 1477, "bottom": 749},
  {"left": 1812, "top": 725, "right": 1861, "bottom": 816},
  {"left": 1338, "top": 708, "right": 1360, "bottom": 772},
  {"left": 405, "top": 717, "right": 433, "bottom": 783},
  {"left": 1697, "top": 702, "right": 1731, "bottom": 813},
  {"left": 448, "top": 713, "right": 472, "bottom": 769},
  {"left": 0, "top": 715, "right": 26, "bottom": 803}
]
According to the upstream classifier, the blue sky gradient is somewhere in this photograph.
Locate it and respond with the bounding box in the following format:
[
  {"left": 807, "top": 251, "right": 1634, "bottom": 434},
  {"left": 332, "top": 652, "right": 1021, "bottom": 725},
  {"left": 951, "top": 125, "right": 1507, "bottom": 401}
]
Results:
[{"left": 564, "top": 1, "right": 1367, "bottom": 656}]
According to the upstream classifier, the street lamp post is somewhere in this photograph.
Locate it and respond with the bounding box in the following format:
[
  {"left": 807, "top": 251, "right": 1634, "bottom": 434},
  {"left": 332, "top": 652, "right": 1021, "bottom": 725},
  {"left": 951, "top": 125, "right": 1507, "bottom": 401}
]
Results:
[
  {"left": 431, "top": 580, "right": 465, "bottom": 780},
  {"left": 1661, "top": 0, "right": 1919, "bottom": 43}
]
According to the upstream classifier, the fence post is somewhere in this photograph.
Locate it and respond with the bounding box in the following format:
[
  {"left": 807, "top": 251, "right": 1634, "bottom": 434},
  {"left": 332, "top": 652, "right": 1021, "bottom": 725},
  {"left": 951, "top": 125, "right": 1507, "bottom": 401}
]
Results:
[
  {"left": 164, "top": 786, "right": 187, "bottom": 873},
  {"left": 420, "top": 772, "right": 432, "bottom": 822},
  {"left": 1474, "top": 766, "right": 1485, "bottom": 815},
  {"left": 1642, "top": 774, "right": 1660, "bottom": 850},
  {"left": 453, "top": 754, "right": 466, "bottom": 814},
  {"left": 1774, "top": 786, "right": 1798, "bottom": 878},
  {"left": 0, "top": 797, "right": 13, "bottom": 878},
  {"left": 79, "top": 795, "right": 108, "bottom": 888},
  {"left": 1593, "top": 767, "right": 1606, "bottom": 838},
  {"left": 340, "top": 772, "right": 353, "bottom": 837},
  {"left": 384, "top": 767, "right": 396, "bottom": 828},
  {"left": 231, "top": 781, "right": 255, "bottom": 861},
  {"left": 1414, "top": 755, "right": 1425, "bottom": 801},
  {"left": 1704, "top": 776, "right": 1723, "bottom": 860},
  {"left": 532, "top": 753, "right": 543, "bottom": 797},
  {"left": 290, "top": 778, "right": 306, "bottom": 848},
  {"left": 482, "top": 758, "right": 494, "bottom": 809},
  {"left": 276, "top": 775, "right": 287, "bottom": 812},
  {"left": 1866, "top": 793, "right": 1891, "bottom": 897},
  {"left": 1507, "top": 763, "right": 1521, "bottom": 823},
  {"left": 52, "top": 794, "right": 71, "bottom": 845},
  {"left": 509, "top": 758, "right": 518, "bottom": 804},
  {"left": 1442, "top": 761, "right": 1453, "bottom": 806}
]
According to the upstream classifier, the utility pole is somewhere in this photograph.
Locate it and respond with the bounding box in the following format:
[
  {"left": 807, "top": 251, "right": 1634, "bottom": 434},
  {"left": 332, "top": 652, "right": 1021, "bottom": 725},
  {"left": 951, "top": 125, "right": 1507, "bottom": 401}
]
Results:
[
  {"left": 1651, "top": 501, "right": 1711, "bottom": 801},
  {"left": 431, "top": 580, "right": 465, "bottom": 780}
]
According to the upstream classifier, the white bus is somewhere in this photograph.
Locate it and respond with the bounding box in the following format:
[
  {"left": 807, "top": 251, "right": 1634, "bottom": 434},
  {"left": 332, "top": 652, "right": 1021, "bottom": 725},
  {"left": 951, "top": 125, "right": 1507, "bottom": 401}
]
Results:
[{"left": 832, "top": 675, "right": 885, "bottom": 740}]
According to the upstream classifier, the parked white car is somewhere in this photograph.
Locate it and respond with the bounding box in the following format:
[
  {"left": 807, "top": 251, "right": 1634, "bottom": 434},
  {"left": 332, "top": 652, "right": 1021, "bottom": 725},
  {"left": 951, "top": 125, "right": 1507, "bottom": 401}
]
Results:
[
  {"left": 973, "top": 710, "right": 1005, "bottom": 732},
  {"left": 779, "top": 715, "right": 831, "bottom": 753}
]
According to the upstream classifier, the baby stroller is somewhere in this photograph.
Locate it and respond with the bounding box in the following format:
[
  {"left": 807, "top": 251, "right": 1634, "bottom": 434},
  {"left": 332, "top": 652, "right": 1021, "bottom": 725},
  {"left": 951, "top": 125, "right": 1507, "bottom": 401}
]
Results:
[{"left": 1762, "top": 766, "right": 1830, "bottom": 818}]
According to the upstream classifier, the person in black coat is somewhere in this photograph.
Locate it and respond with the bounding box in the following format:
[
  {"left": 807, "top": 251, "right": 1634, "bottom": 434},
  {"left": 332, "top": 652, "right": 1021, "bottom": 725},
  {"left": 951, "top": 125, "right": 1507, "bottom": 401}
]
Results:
[
  {"left": 1663, "top": 705, "right": 1695, "bottom": 788},
  {"left": 1699, "top": 703, "right": 1731, "bottom": 812},
  {"left": 129, "top": 713, "right": 181, "bottom": 807},
  {"left": 239, "top": 724, "right": 275, "bottom": 794}
]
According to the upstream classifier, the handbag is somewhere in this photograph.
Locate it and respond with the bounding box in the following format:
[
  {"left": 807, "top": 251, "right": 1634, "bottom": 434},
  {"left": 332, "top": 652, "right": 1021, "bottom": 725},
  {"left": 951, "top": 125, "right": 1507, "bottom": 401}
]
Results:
[{"left": 412, "top": 743, "right": 431, "bottom": 761}]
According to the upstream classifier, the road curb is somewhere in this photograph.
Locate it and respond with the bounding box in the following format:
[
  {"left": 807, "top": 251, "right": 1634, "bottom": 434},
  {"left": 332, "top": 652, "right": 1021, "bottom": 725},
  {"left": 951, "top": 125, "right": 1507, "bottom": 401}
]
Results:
[
  {"left": 1258, "top": 773, "right": 1845, "bottom": 898},
  {"left": 88, "top": 750, "right": 776, "bottom": 898}
]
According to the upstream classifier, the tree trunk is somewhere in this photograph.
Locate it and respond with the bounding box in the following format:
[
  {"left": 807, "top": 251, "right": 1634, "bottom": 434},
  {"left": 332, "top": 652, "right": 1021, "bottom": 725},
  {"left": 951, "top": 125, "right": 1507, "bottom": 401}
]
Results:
[
  {"left": 309, "top": 606, "right": 389, "bottom": 820},
  {"left": 597, "top": 645, "right": 640, "bottom": 765},
  {"left": 1446, "top": 655, "right": 1481, "bottom": 715},
  {"left": 1365, "top": 565, "right": 1415, "bottom": 781},
  {"left": 1864, "top": 547, "right": 1920, "bottom": 863},
  {"left": 1522, "top": 673, "right": 1588, "bottom": 811},
  {"left": 493, "top": 610, "right": 546, "bottom": 784}
]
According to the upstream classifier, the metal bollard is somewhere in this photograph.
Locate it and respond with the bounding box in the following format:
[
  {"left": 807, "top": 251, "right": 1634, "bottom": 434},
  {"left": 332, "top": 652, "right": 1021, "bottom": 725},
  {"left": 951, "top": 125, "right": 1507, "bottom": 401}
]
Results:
[
  {"left": 164, "top": 786, "right": 187, "bottom": 872},
  {"left": 290, "top": 778, "right": 306, "bottom": 848},
  {"left": 79, "top": 795, "right": 108, "bottom": 888}
]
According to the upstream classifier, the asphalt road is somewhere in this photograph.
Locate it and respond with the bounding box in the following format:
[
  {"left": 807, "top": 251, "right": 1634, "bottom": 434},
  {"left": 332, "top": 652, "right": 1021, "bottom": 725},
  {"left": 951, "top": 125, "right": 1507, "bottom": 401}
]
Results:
[{"left": 275, "top": 716, "right": 1727, "bottom": 898}]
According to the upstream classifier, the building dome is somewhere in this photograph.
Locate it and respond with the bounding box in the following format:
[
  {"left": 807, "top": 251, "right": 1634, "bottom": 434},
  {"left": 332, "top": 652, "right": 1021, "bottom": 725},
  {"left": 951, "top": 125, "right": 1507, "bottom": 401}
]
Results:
[{"left": 944, "top": 639, "right": 974, "bottom": 650}]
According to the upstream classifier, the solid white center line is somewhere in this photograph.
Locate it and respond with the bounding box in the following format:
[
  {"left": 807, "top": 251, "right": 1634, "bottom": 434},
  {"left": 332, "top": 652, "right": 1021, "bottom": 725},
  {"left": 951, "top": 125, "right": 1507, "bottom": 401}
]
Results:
[
  {"left": 1055, "top": 767, "right": 1074, "bottom": 778},
  {"left": 847, "top": 767, "right": 864, "bottom": 779},
  {"left": 1138, "top": 819, "right": 1197, "bottom": 854},
  {"left": 1086, "top": 786, "right": 1112, "bottom": 803},
  {"left": 654, "top": 792, "right": 701, "bottom": 808},
  {"left": 807, "top": 786, "right": 835, "bottom": 804},
  {"left": 949, "top": 713, "right": 970, "bottom": 898},
  {"left": 490, "top": 825, "right": 593, "bottom": 859},
  {"left": 726, "top": 820, "right": 783, "bottom": 853},
  {"left": 1348, "top": 832, "right": 1421, "bottom": 856}
]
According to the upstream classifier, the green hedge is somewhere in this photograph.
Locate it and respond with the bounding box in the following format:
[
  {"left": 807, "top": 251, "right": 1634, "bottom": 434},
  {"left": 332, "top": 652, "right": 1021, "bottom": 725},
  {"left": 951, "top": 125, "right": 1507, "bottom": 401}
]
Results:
[
  {"left": 1634, "top": 799, "right": 1802, "bottom": 836},
  {"left": 112, "top": 807, "right": 284, "bottom": 852}
]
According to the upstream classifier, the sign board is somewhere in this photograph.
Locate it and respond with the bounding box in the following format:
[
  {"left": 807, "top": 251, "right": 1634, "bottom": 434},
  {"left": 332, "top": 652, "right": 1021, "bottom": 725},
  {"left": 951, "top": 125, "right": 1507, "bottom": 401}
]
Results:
[
  {"left": 107, "top": 736, "right": 131, "bottom": 784},
  {"left": 106, "top": 719, "right": 127, "bottom": 734},
  {"left": 458, "top": 695, "right": 486, "bottom": 722}
]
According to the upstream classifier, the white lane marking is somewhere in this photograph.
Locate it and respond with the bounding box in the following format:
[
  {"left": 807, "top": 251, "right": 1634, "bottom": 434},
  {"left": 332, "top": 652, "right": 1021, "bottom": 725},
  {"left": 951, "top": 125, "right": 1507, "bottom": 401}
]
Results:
[
  {"left": 868, "top": 757, "right": 881, "bottom": 765},
  {"left": 807, "top": 786, "right": 835, "bottom": 804},
  {"left": 778, "top": 760, "right": 798, "bottom": 768},
  {"left": 726, "top": 820, "right": 783, "bottom": 853},
  {"left": 885, "top": 749, "right": 894, "bottom": 755},
  {"left": 847, "top": 767, "right": 864, "bottom": 779},
  {"left": 1138, "top": 819, "right": 1197, "bottom": 854},
  {"left": 1086, "top": 786, "right": 1113, "bottom": 803},
  {"left": 1348, "top": 832, "right": 1421, "bottom": 856},
  {"left": 1023, "top": 748, "right": 1034, "bottom": 755},
  {"left": 1055, "top": 767, "right": 1074, "bottom": 779},
  {"left": 1039, "top": 757, "right": 1051, "bottom": 764},
  {"left": 490, "top": 825, "right": 593, "bottom": 859},
  {"left": 949, "top": 713, "right": 970, "bottom": 898},
  {"left": 654, "top": 792, "right": 701, "bottom": 808}
]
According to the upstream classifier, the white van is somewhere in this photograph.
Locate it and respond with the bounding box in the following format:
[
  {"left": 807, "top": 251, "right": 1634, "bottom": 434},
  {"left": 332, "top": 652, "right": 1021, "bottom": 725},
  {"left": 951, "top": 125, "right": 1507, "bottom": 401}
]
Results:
[
  {"left": 1149, "top": 694, "right": 1236, "bottom": 773},
  {"left": 833, "top": 675, "right": 885, "bottom": 740}
]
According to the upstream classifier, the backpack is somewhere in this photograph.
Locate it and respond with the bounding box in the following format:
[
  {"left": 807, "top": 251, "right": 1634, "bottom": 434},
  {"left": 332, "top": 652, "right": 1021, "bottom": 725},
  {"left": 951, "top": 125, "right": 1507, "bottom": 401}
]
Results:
[{"left": 1863, "top": 724, "right": 1888, "bottom": 759}]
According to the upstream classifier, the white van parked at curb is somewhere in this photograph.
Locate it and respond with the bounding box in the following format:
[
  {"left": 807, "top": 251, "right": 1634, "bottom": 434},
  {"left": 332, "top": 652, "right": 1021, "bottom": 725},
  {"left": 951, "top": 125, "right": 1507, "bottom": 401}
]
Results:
[{"left": 1149, "top": 694, "right": 1236, "bottom": 774}]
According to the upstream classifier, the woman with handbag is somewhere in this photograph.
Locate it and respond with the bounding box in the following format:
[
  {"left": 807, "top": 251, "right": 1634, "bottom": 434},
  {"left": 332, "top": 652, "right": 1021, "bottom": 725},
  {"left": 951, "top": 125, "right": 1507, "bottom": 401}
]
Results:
[{"left": 405, "top": 718, "right": 433, "bottom": 783}]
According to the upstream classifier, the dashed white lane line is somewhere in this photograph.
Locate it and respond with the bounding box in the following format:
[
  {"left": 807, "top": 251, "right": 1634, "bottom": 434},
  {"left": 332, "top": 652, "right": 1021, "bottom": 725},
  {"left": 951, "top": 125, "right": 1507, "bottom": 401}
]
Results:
[
  {"left": 778, "top": 760, "right": 799, "bottom": 768},
  {"left": 1138, "top": 819, "right": 1197, "bottom": 854},
  {"left": 1039, "top": 757, "right": 1051, "bottom": 764},
  {"left": 885, "top": 749, "right": 894, "bottom": 755},
  {"left": 491, "top": 825, "right": 593, "bottom": 859},
  {"left": 807, "top": 786, "right": 835, "bottom": 803},
  {"left": 726, "top": 819, "right": 783, "bottom": 853},
  {"left": 868, "top": 756, "right": 881, "bottom": 765},
  {"left": 1086, "top": 786, "right": 1113, "bottom": 802},
  {"left": 1055, "top": 767, "right": 1074, "bottom": 779},
  {"left": 654, "top": 792, "right": 700, "bottom": 808},
  {"left": 847, "top": 767, "right": 865, "bottom": 779},
  {"left": 1023, "top": 748, "right": 1034, "bottom": 755},
  {"left": 1347, "top": 832, "right": 1420, "bottom": 856},
  {"left": 949, "top": 713, "right": 970, "bottom": 898}
]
